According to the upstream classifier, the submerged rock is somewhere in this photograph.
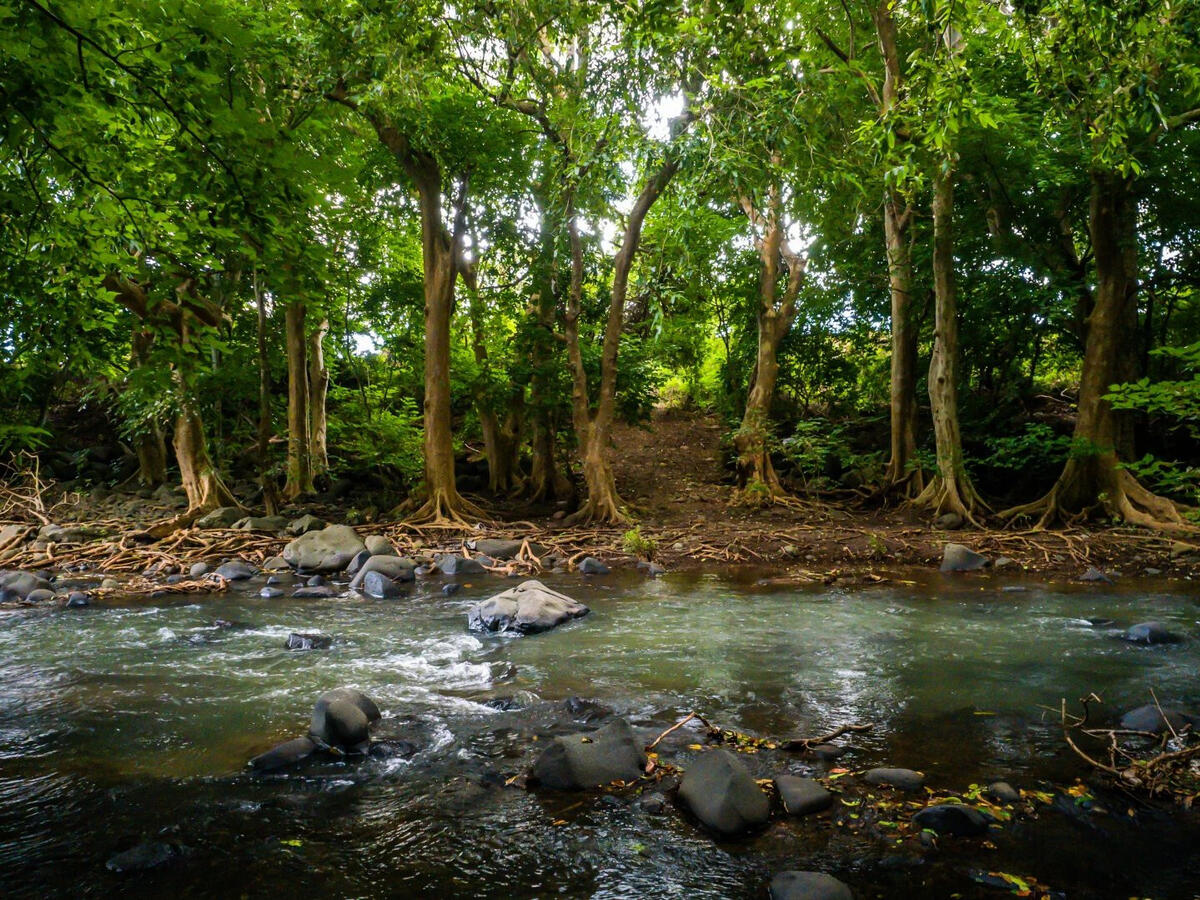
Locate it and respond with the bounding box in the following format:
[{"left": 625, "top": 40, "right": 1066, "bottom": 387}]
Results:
[
  {"left": 1119, "top": 704, "right": 1194, "bottom": 734},
  {"left": 286, "top": 632, "right": 331, "bottom": 651},
  {"left": 467, "top": 580, "right": 589, "bottom": 635},
  {"left": 912, "top": 803, "right": 993, "bottom": 836},
  {"left": 940, "top": 544, "right": 989, "bottom": 573},
  {"left": 862, "top": 768, "right": 925, "bottom": 791},
  {"left": 1079, "top": 566, "right": 1114, "bottom": 583},
  {"left": 530, "top": 718, "right": 646, "bottom": 789},
  {"left": 259, "top": 587, "right": 284, "bottom": 599},
  {"left": 678, "top": 749, "right": 770, "bottom": 835},
  {"left": 282, "top": 524, "right": 366, "bottom": 574},
  {"left": 293, "top": 585, "right": 336, "bottom": 599},
  {"left": 106, "top": 841, "right": 183, "bottom": 874},
  {"left": 775, "top": 775, "right": 833, "bottom": 816},
  {"left": 769, "top": 871, "right": 854, "bottom": 900},
  {"left": 249, "top": 736, "right": 316, "bottom": 772},
  {"left": 65, "top": 591, "right": 90, "bottom": 608},
  {"left": 1121, "top": 621, "right": 1181, "bottom": 645}
]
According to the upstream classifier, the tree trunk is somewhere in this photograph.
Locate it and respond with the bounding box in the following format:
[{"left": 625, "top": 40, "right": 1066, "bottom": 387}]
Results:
[
  {"left": 255, "top": 273, "right": 279, "bottom": 515},
  {"left": 1002, "top": 172, "right": 1187, "bottom": 530},
  {"left": 130, "top": 326, "right": 167, "bottom": 487},
  {"left": 409, "top": 168, "right": 481, "bottom": 524},
  {"left": 283, "top": 301, "right": 313, "bottom": 499},
  {"left": 467, "top": 282, "right": 522, "bottom": 494},
  {"left": 527, "top": 230, "right": 572, "bottom": 502},
  {"left": 308, "top": 316, "right": 330, "bottom": 485},
  {"left": 881, "top": 191, "right": 923, "bottom": 496},
  {"left": 173, "top": 380, "right": 238, "bottom": 514},
  {"left": 913, "top": 165, "right": 986, "bottom": 521},
  {"left": 733, "top": 181, "right": 806, "bottom": 501}
]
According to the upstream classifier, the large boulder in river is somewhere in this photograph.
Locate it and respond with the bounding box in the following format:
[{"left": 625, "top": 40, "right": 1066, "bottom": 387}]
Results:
[
  {"left": 468, "top": 580, "right": 589, "bottom": 635},
  {"left": 349, "top": 556, "right": 417, "bottom": 590},
  {"left": 0, "top": 571, "right": 51, "bottom": 600},
  {"left": 940, "top": 543, "right": 989, "bottom": 572},
  {"left": 282, "top": 524, "right": 366, "bottom": 573},
  {"left": 678, "top": 749, "right": 770, "bottom": 835},
  {"left": 196, "top": 506, "right": 244, "bottom": 529},
  {"left": 531, "top": 718, "right": 646, "bottom": 789},
  {"left": 309, "top": 687, "right": 380, "bottom": 752},
  {"left": 770, "top": 871, "right": 854, "bottom": 900}
]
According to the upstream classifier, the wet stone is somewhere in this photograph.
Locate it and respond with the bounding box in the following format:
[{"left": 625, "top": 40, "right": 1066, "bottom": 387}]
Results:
[
  {"left": 940, "top": 543, "right": 989, "bottom": 573},
  {"left": 530, "top": 718, "right": 646, "bottom": 790},
  {"left": 286, "top": 633, "right": 331, "bottom": 651},
  {"left": 259, "top": 587, "right": 284, "bottom": 599},
  {"left": 106, "top": 841, "right": 183, "bottom": 874},
  {"left": 165, "top": 574, "right": 184, "bottom": 585},
  {"left": 862, "top": 767, "right": 925, "bottom": 791},
  {"left": 578, "top": 556, "right": 610, "bottom": 575},
  {"left": 215, "top": 561, "right": 256, "bottom": 581},
  {"left": 442, "top": 583, "right": 461, "bottom": 596},
  {"left": 362, "top": 571, "right": 401, "bottom": 599},
  {"left": 1121, "top": 621, "right": 1181, "bottom": 645},
  {"left": 25, "top": 588, "right": 54, "bottom": 603},
  {"left": 188, "top": 562, "right": 210, "bottom": 577},
  {"left": 810, "top": 744, "right": 845, "bottom": 760},
  {"left": 293, "top": 585, "right": 335, "bottom": 599},
  {"left": 1119, "top": 704, "right": 1194, "bottom": 734},
  {"left": 912, "top": 803, "right": 993, "bottom": 837},
  {"left": 249, "top": 736, "right": 316, "bottom": 772},
  {"left": 678, "top": 749, "right": 770, "bottom": 835},
  {"left": 985, "top": 781, "right": 1021, "bottom": 804},
  {"left": 349, "top": 556, "right": 416, "bottom": 589},
  {"left": 769, "top": 871, "right": 854, "bottom": 900},
  {"left": 65, "top": 591, "right": 89, "bottom": 608},
  {"left": 306, "top": 575, "right": 326, "bottom": 587},
  {"left": 364, "top": 535, "right": 395, "bottom": 556},
  {"left": 437, "top": 554, "right": 487, "bottom": 576},
  {"left": 775, "top": 775, "right": 833, "bottom": 816}
]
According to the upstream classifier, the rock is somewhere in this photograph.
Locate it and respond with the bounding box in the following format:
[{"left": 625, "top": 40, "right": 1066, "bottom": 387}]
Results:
[
  {"left": 639, "top": 791, "right": 669, "bottom": 815},
  {"left": 106, "top": 841, "right": 182, "bottom": 874},
  {"left": 935, "top": 512, "right": 964, "bottom": 530},
  {"left": 1119, "top": 704, "right": 1194, "bottom": 734},
  {"left": 0, "top": 571, "right": 51, "bottom": 600},
  {"left": 985, "top": 782, "right": 1021, "bottom": 804},
  {"left": 940, "top": 544, "right": 989, "bottom": 573},
  {"left": 912, "top": 803, "right": 993, "bottom": 836},
  {"left": 862, "top": 768, "right": 925, "bottom": 791},
  {"left": 993, "top": 557, "right": 1017, "bottom": 570},
  {"left": 293, "top": 586, "right": 335, "bottom": 599},
  {"left": 306, "top": 575, "right": 326, "bottom": 587},
  {"left": 467, "top": 538, "right": 546, "bottom": 560},
  {"left": 261, "top": 556, "right": 289, "bottom": 571},
  {"left": 215, "top": 561, "right": 256, "bottom": 581},
  {"left": 1144, "top": 567, "right": 1163, "bottom": 576},
  {"left": 282, "top": 524, "right": 366, "bottom": 574},
  {"left": 259, "top": 587, "right": 284, "bottom": 599},
  {"left": 678, "top": 749, "right": 770, "bottom": 835},
  {"left": 196, "top": 506, "right": 244, "bottom": 529},
  {"left": 66, "top": 591, "right": 90, "bottom": 608},
  {"left": 345, "top": 550, "right": 372, "bottom": 578},
  {"left": 233, "top": 515, "right": 287, "bottom": 532},
  {"left": 578, "top": 556, "right": 610, "bottom": 575},
  {"left": 637, "top": 561, "right": 667, "bottom": 577},
  {"left": 769, "top": 871, "right": 854, "bottom": 900},
  {"left": 165, "top": 574, "right": 184, "bottom": 585},
  {"left": 442, "top": 583, "right": 461, "bottom": 596},
  {"left": 310, "top": 688, "right": 380, "bottom": 751},
  {"left": 530, "top": 718, "right": 647, "bottom": 790},
  {"left": 286, "top": 633, "right": 331, "bottom": 651},
  {"left": 0, "top": 523, "right": 26, "bottom": 547},
  {"left": 25, "top": 588, "right": 54, "bottom": 603},
  {"left": 189, "top": 562, "right": 210, "bottom": 577},
  {"left": 100, "top": 577, "right": 119, "bottom": 590},
  {"left": 437, "top": 554, "right": 487, "bottom": 576},
  {"left": 810, "top": 744, "right": 845, "bottom": 761},
  {"left": 1079, "top": 566, "right": 1113, "bottom": 583},
  {"left": 468, "top": 579, "right": 590, "bottom": 635},
  {"left": 249, "top": 736, "right": 316, "bottom": 772},
  {"left": 1121, "top": 621, "right": 1181, "bottom": 645},
  {"left": 285, "top": 514, "right": 326, "bottom": 537},
  {"left": 364, "top": 535, "right": 396, "bottom": 556},
  {"left": 265, "top": 575, "right": 287, "bottom": 586},
  {"left": 775, "top": 775, "right": 833, "bottom": 816},
  {"left": 349, "top": 556, "right": 417, "bottom": 589},
  {"left": 362, "top": 571, "right": 402, "bottom": 599},
  {"left": 1001, "top": 585, "right": 1028, "bottom": 593},
  {"left": 1086, "top": 616, "right": 1115, "bottom": 627}
]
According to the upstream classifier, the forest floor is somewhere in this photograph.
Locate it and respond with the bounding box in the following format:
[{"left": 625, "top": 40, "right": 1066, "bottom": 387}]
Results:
[{"left": 2, "top": 407, "right": 1199, "bottom": 583}]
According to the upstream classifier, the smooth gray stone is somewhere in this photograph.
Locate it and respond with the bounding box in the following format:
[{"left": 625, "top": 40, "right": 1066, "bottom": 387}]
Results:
[
  {"left": 310, "top": 691, "right": 375, "bottom": 751},
  {"left": 364, "top": 535, "right": 396, "bottom": 556},
  {"left": 531, "top": 718, "right": 646, "bottom": 789},
  {"left": 25, "top": 588, "right": 54, "bottom": 603},
  {"left": 215, "top": 561, "right": 256, "bottom": 581},
  {"left": 437, "top": 554, "right": 487, "bottom": 576},
  {"left": 985, "top": 781, "right": 1021, "bottom": 804},
  {"left": 468, "top": 580, "right": 589, "bottom": 635},
  {"left": 678, "top": 749, "right": 770, "bottom": 835},
  {"left": 286, "top": 514, "right": 326, "bottom": 536},
  {"left": 195, "top": 506, "right": 243, "bottom": 529},
  {"left": 770, "top": 871, "right": 854, "bottom": 900},
  {"left": 259, "top": 587, "right": 284, "bottom": 599},
  {"left": 578, "top": 556, "right": 610, "bottom": 575},
  {"left": 1119, "top": 703, "right": 1194, "bottom": 734},
  {"left": 912, "top": 803, "right": 993, "bottom": 836},
  {"left": 940, "top": 543, "right": 989, "bottom": 572},
  {"left": 249, "top": 736, "right": 316, "bottom": 772},
  {"left": 1121, "top": 621, "right": 1181, "bottom": 645},
  {"left": 0, "top": 571, "right": 51, "bottom": 599},
  {"left": 293, "top": 585, "right": 335, "bottom": 599},
  {"left": 66, "top": 591, "right": 90, "bottom": 608},
  {"left": 362, "top": 571, "right": 402, "bottom": 599},
  {"left": 189, "top": 562, "right": 211, "bottom": 577},
  {"left": 349, "top": 556, "right": 416, "bottom": 589},
  {"left": 775, "top": 775, "right": 833, "bottom": 816},
  {"left": 862, "top": 767, "right": 925, "bottom": 791},
  {"left": 282, "top": 524, "right": 366, "bottom": 573}
]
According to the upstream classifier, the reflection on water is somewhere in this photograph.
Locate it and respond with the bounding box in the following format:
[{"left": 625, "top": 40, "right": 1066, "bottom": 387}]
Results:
[{"left": 1, "top": 570, "right": 1199, "bottom": 897}]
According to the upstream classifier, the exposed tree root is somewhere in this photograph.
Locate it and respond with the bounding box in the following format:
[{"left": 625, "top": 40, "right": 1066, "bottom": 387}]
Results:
[
  {"left": 1001, "top": 466, "right": 1196, "bottom": 534},
  {"left": 911, "top": 473, "right": 990, "bottom": 527},
  {"left": 875, "top": 459, "right": 925, "bottom": 504},
  {"left": 408, "top": 488, "right": 489, "bottom": 529}
]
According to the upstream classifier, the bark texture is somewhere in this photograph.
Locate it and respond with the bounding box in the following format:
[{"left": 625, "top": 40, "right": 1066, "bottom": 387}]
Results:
[{"left": 283, "top": 301, "right": 313, "bottom": 499}]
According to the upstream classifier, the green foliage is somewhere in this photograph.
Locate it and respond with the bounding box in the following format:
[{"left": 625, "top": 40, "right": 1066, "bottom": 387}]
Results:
[
  {"left": 777, "top": 419, "right": 883, "bottom": 489},
  {"left": 621, "top": 526, "right": 657, "bottom": 560},
  {"left": 978, "top": 423, "right": 1072, "bottom": 472}
]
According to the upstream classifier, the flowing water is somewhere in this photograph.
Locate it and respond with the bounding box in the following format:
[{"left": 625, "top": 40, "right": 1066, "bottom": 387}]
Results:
[{"left": 2, "top": 569, "right": 1199, "bottom": 898}]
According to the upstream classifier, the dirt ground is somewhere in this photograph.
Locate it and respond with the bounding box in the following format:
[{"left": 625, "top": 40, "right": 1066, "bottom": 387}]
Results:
[{"left": 2, "top": 407, "right": 1199, "bottom": 583}]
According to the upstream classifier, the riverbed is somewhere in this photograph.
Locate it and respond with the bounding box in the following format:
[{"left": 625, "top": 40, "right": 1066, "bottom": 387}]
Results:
[{"left": 1, "top": 570, "right": 1198, "bottom": 898}]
